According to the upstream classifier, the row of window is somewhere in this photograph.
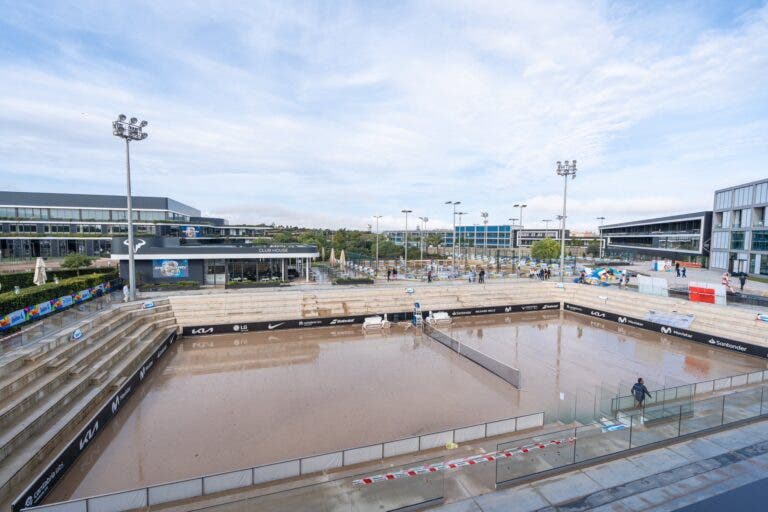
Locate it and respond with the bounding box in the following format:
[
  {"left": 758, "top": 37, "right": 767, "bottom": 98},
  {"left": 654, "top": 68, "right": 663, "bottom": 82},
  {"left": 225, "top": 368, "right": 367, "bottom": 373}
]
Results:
[
  {"left": 602, "top": 219, "right": 702, "bottom": 236},
  {"left": 0, "top": 207, "right": 183, "bottom": 222},
  {"left": 713, "top": 230, "right": 768, "bottom": 251},
  {"left": 715, "top": 182, "right": 768, "bottom": 210}
]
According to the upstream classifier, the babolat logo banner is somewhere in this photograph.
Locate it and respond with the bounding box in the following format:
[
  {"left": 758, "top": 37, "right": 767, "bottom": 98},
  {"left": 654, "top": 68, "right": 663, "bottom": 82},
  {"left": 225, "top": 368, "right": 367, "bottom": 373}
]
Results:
[
  {"left": 563, "top": 302, "right": 768, "bottom": 359},
  {"left": 13, "top": 331, "right": 177, "bottom": 512}
]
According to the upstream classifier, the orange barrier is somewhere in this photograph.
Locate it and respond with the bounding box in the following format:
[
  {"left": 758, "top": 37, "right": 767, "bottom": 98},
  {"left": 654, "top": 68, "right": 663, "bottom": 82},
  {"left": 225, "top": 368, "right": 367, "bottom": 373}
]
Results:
[
  {"left": 675, "top": 261, "right": 702, "bottom": 268},
  {"left": 689, "top": 285, "right": 715, "bottom": 303}
]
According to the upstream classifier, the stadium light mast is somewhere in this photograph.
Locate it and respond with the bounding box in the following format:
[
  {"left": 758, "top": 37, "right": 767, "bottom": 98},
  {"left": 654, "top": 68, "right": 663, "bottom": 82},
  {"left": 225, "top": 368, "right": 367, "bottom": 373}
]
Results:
[
  {"left": 402, "top": 209, "right": 413, "bottom": 273},
  {"left": 373, "top": 215, "right": 382, "bottom": 274},
  {"left": 556, "top": 160, "right": 577, "bottom": 282},
  {"left": 457, "top": 211, "right": 468, "bottom": 266},
  {"left": 596, "top": 216, "right": 606, "bottom": 259},
  {"left": 445, "top": 201, "right": 461, "bottom": 266},
  {"left": 418, "top": 216, "right": 429, "bottom": 261},
  {"left": 481, "top": 211, "right": 489, "bottom": 257},
  {"left": 112, "top": 115, "right": 148, "bottom": 302}
]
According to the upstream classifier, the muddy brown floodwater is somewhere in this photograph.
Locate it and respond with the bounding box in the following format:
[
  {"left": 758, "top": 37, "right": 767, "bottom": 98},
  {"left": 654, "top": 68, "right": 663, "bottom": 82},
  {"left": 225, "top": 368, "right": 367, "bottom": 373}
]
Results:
[{"left": 48, "top": 311, "right": 766, "bottom": 502}]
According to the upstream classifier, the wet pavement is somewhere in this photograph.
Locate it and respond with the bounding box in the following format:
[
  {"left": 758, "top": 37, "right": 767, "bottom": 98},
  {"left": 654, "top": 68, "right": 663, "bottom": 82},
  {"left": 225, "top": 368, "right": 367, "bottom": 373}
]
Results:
[{"left": 46, "top": 312, "right": 767, "bottom": 503}]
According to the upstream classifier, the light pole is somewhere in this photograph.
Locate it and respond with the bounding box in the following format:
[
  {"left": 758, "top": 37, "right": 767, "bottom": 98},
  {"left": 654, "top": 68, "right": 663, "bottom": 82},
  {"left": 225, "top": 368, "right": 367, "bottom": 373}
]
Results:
[
  {"left": 373, "top": 215, "right": 382, "bottom": 274},
  {"left": 445, "top": 201, "right": 461, "bottom": 264},
  {"left": 596, "top": 216, "right": 605, "bottom": 259},
  {"left": 457, "top": 212, "right": 468, "bottom": 266},
  {"left": 481, "top": 211, "right": 489, "bottom": 258},
  {"left": 402, "top": 209, "right": 412, "bottom": 273},
  {"left": 542, "top": 219, "right": 552, "bottom": 232},
  {"left": 112, "top": 114, "right": 148, "bottom": 302},
  {"left": 513, "top": 203, "right": 527, "bottom": 228},
  {"left": 556, "top": 160, "right": 577, "bottom": 282}
]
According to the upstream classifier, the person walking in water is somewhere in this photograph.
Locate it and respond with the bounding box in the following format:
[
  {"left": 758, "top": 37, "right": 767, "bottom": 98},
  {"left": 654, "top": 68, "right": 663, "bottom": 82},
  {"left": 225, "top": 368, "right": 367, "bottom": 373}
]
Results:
[{"left": 632, "top": 378, "right": 652, "bottom": 407}]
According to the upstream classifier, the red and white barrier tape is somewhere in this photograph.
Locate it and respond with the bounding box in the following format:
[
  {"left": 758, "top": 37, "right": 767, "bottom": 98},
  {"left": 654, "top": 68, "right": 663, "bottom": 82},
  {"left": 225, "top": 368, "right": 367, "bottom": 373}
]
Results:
[{"left": 353, "top": 436, "right": 576, "bottom": 485}]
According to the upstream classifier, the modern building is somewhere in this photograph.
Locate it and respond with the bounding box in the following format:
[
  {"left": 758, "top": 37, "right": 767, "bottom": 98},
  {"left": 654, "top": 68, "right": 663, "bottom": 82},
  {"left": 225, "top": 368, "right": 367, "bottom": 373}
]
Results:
[
  {"left": 600, "top": 211, "right": 713, "bottom": 264},
  {"left": 110, "top": 236, "right": 318, "bottom": 286},
  {"left": 710, "top": 179, "right": 768, "bottom": 275},
  {"left": 0, "top": 191, "right": 270, "bottom": 260},
  {"left": 384, "top": 226, "right": 578, "bottom": 251}
]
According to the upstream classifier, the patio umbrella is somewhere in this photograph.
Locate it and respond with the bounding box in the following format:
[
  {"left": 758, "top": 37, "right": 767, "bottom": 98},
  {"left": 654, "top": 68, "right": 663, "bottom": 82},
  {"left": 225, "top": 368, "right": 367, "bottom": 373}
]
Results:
[
  {"left": 339, "top": 250, "right": 346, "bottom": 267},
  {"left": 33, "top": 257, "right": 47, "bottom": 286},
  {"left": 329, "top": 248, "right": 337, "bottom": 266}
]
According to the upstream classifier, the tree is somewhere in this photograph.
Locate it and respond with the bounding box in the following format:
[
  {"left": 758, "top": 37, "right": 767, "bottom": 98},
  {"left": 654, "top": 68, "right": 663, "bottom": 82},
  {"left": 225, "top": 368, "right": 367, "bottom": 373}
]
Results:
[
  {"left": 530, "top": 238, "right": 560, "bottom": 262},
  {"left": 426, "top": 233, "right": 443, "bottom": 248},
  {"left": 586, "top": 240, "right": 601, "bottom": 257},
  {"left": 61, "top": 253, "right": 93, "bottom": 276}
]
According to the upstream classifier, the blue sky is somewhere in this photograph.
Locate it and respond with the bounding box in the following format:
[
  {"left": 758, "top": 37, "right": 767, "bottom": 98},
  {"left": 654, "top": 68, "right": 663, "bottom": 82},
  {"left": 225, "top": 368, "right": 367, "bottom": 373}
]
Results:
[{"left": 1, "top": 0, "right": 767, "bottom": 231}]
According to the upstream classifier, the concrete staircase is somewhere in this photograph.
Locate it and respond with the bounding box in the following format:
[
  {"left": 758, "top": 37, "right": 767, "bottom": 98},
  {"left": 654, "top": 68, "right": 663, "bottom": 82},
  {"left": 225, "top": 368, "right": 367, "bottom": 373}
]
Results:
[{"left": 0, "top": 299, "right": 178, "bottom": 506}]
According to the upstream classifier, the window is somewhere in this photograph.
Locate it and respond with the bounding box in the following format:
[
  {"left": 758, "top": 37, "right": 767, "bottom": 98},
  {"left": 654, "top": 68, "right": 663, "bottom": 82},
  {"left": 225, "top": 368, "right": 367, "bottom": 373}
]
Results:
[
  {"left": 50, "top": 208, "right": 80, "bottom": 220},
  {"left": 111, "top": 210, "right": 126, "bottom": 221},
  {"left": 139, "top": 210, "right": 167, "bottom": 221},
  {"left": 45, "top": 225, "right": 70, "bottom": 233},
  {"left": 10, "top": 224, "right": 37, "bottom": 233},
  {"left": 17, "top": 208, "right": 47, "bottom": 219},
  {"left": 731, "top": 232, "right": 745, "bottom": 250},
  {"left": 756, "top": 182, "right": 768, "bottom": 204},
  {"left": 0, "top": 207, "right": 16, "bottom": 218},
  {"left": 78, "top": 225, "right": 102, "bottom": 234},
  {"left": 734, "top": 186, "right": 754, "bottom": 207},
  {"left": 715, "top": 191, "right": 732, "bottom": 209},
  {"left": 81, "top": 209, "right": 111, "bottom": 221},
  {"left": 753, "top": 231, "right": 768, "bottom": 252}
]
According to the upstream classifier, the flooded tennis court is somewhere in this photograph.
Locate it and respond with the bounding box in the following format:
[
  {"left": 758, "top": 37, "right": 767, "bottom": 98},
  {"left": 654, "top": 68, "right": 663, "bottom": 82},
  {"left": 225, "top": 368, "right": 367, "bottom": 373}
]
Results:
[{"left": 47, "top": 311, "right": 766, "bottom": 502}]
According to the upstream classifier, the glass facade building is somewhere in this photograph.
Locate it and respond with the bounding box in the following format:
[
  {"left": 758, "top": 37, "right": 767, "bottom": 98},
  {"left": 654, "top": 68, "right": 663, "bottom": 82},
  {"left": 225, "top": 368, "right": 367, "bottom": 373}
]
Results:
[
  {"left": 0, "top": 191, "right": 269, "bottom": 260},
  {"left": 710, "top": 179, "right": 768, "bottom": 275},
  {"left": 600, "top": 212, "right": 712, "bottom": 264}
]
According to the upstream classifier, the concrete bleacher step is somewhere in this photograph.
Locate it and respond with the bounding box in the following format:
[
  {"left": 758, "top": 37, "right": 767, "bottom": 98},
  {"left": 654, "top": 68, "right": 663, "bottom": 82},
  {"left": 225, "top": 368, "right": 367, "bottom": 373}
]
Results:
[
  {"left": 0, "top": 318, "right": 175, "bottom": 463},
  {"left": 0, "top": 326, "right": 176, "bottom": 506}
]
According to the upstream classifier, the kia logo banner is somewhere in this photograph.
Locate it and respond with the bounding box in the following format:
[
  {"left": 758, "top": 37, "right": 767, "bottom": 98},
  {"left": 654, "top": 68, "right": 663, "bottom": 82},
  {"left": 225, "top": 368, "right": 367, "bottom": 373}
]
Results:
[{"left": 563, "top": 303, "right": 768, "bottom": 359}]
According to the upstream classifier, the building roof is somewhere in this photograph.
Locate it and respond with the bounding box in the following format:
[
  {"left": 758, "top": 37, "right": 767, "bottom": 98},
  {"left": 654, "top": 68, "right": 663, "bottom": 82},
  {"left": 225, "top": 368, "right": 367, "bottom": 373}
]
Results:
[
  {"left": 0, "top": 191, "right": 200, "bottom": 217},
  {"left": 601, "top": 211, "right": 712, "bottom": 229}
]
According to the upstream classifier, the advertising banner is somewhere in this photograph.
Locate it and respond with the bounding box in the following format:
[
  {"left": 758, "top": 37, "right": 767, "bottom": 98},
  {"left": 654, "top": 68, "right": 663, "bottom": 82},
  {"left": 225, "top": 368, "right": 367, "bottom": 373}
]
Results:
[
  {"left": 153, "top": 259, "right": 189, "bottom": 279},
  {"left": 180, "top": 225, "right": 202, "bottom": 238}
]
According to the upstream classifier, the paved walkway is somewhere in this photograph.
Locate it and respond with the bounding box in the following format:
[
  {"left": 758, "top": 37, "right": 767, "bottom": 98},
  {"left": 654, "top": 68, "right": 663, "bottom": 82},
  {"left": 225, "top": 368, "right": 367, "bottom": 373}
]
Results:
[
  {"left": 431, "top": 419, "right": 768, "bottom": 512},
  {"left": 626, "top": 264, "right": 768, "bottom": 296}
]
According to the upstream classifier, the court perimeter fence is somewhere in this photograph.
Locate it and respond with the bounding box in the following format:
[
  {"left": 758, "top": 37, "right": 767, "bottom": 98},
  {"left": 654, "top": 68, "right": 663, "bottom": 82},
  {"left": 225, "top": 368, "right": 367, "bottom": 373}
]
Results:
[
  {"left": 497, "top": 383, "right": 768, "bottom": 487},
  {"left": 25, "top": 411, "right": 544, "bottom": 512},
  {"left": 423, "top": 322, "right": 521, "bottom": 388}
]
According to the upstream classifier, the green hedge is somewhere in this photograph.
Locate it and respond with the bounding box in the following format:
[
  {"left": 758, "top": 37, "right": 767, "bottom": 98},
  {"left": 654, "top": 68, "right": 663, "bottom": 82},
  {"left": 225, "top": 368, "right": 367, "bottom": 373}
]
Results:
[
  {"left": 0, "top": 273, "right": 116, "bottom": 317},
  {"left": 139, "top": 281, "right": 199, "bottom": 290},
  {"left": 0, "top": 267, "right": 116, "bottom": 291},
  {"left": 226, "top": 280, "right": 289, "bottom": 288},
  {"left": 333, "top": 277, "right": 374, "bottom": 285}
]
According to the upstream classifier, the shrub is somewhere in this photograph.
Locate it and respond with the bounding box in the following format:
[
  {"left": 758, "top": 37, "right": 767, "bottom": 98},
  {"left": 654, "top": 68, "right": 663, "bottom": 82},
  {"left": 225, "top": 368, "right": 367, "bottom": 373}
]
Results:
[
  {"left": 60, "top": 253, "right": 94, "bottom": 275},
  {"left": 0, "top": 267, "right": 116, "bottom": 291},
  {"left": 333, "top": 277, "right": 374, "bottom": 285},
  {"left": 139, "top": 281, "right": 199, "bottom": 290},
  {"left": 0, "top": 273, "right": 115, "bottom": 317},
  {"left": 226, "top": 280, "right": 289, "bottom": 288}
]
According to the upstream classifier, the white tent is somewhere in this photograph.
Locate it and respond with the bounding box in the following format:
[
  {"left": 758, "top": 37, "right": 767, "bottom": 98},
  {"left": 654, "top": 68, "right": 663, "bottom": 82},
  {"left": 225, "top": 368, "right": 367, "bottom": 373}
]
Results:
[
  {"left": 33, "top": 257, "right": 47, "bottom": 286},
  {"left": 339, "top": 250, "right": 346, "bottom": 267},
  {"left": 329, "top": 248, "right": 337, "bottom": 266}
]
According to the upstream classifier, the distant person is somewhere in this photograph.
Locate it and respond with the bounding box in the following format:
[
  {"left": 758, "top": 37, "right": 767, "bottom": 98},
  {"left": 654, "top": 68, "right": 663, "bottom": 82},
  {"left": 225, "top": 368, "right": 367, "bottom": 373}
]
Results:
[
  {"left": 722, "top": 272, "right": 734, "bottom": 293},
  {"left": 392, "top": 268, "right": 398, "bottom": 280},
  {"left": 681, "top": 267, "right": 687, "bottom": 278},
  {"left": 122, "top": 284, "right": 129, "bottom": 303},
  {"left": 479, "top": 269, "right": 485, "bottom": 283},
  {"left": 675, "top": 262, "right": 680, "bottom": 277},
  {"left": 631, "top": 378, "right": 652, "bottom": 407},
  {"left": 739, "top": 272, "right": 747, "bottom": 292},
  {"left": 427, "top": 269, "right": 432, "bottom": 283},
  {"left": 579, "top": 270, "right": 586, "bottom": 284},
  {"left": 386, "top": 269, "right": 391, "bottom": 281}
]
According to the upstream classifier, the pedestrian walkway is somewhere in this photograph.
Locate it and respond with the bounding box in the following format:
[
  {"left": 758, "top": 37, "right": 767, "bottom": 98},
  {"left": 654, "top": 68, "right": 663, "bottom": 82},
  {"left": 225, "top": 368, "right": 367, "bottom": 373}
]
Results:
[
  {"left": 627, "top": 264, "right": 768, "bottom": 296},
  {"left": 431, "top": 419, "right": 768, "bottom": 511}
]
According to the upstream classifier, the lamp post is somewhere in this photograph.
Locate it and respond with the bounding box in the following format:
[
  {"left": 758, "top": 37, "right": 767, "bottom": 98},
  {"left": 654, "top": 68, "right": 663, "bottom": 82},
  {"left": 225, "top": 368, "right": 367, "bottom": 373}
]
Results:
[
  {"left": 481, "top": 211, "right": 489, "bottom": 258},
  {"left": 542, "top": 219, "right": 552, "bottom": 232},
  {"left": 445, "top": 201, "right": 461, "bottom": 265},
  {"left": 555, "top": 160, "right": 577, "bottom": 282},
  {"left": 112, "top": 114, "right": 148, "bottom": 302},
  {"left": 418, "top": 216, "right": 428, "bottom": 261},
  {"left": 402, "top": 209, "right": 412, "bottom": 273},
  {"left": 513, "top": 203, "right": 527, "bottom": 228},
  {"left": 596, "top": 216, "right": 605, "bottom": 260},
  {"left": 373, "top": 215, "right": 382, "bottom": 274}
]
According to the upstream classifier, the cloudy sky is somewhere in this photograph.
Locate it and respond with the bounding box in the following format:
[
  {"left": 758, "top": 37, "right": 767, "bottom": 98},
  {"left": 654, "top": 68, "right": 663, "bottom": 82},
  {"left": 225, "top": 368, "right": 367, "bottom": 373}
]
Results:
[{"left": 1, "top": 1, "right": 767, "bottom": 231}]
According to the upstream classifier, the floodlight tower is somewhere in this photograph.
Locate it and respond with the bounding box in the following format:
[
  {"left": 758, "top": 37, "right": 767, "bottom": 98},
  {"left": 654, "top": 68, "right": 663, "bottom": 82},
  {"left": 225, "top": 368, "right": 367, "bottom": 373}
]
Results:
[{"left": 112, "top": 115, "right": 149, "bottom": 301}]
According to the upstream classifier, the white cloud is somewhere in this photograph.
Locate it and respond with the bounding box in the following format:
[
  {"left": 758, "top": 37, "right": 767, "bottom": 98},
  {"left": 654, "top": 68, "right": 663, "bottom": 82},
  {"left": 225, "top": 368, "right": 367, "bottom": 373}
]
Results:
[{"left": 0, "top": 1, "right": 767, "bottom": 232}]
